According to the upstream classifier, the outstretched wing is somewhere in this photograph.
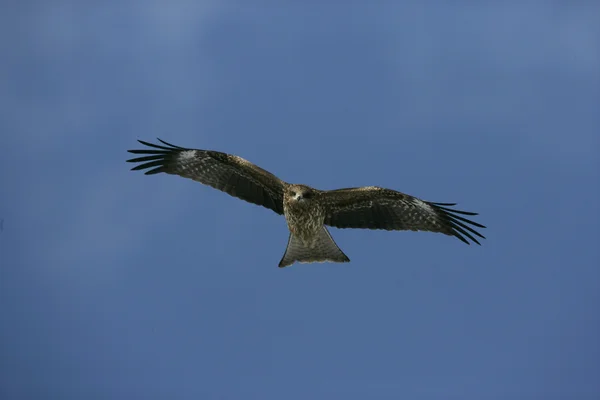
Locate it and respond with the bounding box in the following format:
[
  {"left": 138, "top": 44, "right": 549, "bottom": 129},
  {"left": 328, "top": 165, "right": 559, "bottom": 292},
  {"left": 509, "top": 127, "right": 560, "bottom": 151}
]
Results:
[
  {"left": 127, "top": 139, "right": 286, "bottom": 214},
  {"left": 320, "top": 186, "right": 485, "bottom": 245}
]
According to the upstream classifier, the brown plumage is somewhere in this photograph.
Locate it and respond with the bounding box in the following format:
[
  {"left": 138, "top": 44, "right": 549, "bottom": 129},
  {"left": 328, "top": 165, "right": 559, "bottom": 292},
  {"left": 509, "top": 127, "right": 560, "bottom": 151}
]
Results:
[{"left": 127, "top": 139, "right": 486, "bottom": 268}]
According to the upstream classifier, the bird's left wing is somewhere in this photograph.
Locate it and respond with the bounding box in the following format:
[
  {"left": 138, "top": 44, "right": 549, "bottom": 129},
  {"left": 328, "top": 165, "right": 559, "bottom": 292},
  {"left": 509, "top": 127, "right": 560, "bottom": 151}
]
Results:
[
  {"left": 127, "top": 139, "right": 286, "bottom": 214},
  {"left": 320, "top": 186, "right": 485, "bottom": 245}
]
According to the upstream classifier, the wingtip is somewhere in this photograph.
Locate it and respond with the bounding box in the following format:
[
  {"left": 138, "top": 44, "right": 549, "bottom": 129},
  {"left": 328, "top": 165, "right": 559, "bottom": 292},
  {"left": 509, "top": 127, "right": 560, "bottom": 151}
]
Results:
[
  {"left": 137, "top": 139, "right": 153, "bottom": 147},
  {"left": 157, "top": 138, "right": 185, "bottom": 149}
]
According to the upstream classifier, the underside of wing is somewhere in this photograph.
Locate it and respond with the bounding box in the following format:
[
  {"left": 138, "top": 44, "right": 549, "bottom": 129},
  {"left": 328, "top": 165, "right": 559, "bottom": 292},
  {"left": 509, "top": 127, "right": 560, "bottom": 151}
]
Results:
[
  {"left": 321, "top": 186, "right": 486, "bottom": 245},
  {"left": 127, "top": 139, "right": 285, "bottom": 214}
]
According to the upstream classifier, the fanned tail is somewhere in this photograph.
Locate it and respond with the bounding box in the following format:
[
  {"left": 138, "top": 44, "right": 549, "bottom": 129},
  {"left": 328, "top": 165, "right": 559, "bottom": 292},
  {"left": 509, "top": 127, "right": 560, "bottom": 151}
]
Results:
[{"left": 278, "top": 226, "right": 350, "bottom": 268}]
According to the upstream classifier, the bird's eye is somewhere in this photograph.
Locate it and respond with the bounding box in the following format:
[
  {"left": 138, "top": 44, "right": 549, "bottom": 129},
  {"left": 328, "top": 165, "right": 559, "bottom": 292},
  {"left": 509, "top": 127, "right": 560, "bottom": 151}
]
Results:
[{"left": 290, "top": 191, "right": 296, "bottom": 196}]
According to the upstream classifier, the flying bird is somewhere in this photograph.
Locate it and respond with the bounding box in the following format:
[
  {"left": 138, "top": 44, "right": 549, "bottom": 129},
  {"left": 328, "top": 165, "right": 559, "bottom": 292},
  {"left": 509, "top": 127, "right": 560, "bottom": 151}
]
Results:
[{"left": 127, "top": 139, "right": 485, "bottom": 268}]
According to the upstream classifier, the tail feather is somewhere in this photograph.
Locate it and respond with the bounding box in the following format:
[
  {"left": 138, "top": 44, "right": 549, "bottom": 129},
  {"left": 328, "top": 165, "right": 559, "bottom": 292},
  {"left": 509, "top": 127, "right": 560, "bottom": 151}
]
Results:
[{"left": 278, "top": 226, "right": 350, "bottom": 268}]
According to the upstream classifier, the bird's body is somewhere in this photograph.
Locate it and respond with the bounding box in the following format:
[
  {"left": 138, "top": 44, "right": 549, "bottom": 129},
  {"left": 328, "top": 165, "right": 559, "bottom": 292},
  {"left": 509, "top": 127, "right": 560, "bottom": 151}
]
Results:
[
  {"left": 280, "top": 184, "right": 349, "bottom": 267},
  {"left": 283, "top": 185, "right": 324, "bottom": 246},
  {"left": 127, "top": 139, "right": 485, "bottom": 268}
]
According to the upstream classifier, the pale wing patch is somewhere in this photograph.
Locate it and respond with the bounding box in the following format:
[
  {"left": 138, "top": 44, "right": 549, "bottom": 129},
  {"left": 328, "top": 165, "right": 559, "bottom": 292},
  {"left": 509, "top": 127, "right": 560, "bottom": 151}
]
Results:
[
  {"left": 411, "top": 198, "right": 434, "bottom": 215},
  {"left": 178, "top": 150, "right": 197, "bottom": 161}
]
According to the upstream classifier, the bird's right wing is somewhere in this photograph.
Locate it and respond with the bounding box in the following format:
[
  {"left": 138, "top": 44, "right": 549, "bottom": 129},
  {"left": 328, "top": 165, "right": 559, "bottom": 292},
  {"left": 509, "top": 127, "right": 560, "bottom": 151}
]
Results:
[{"left": 127, "top": 139, "right": 286, "bottom": 214}]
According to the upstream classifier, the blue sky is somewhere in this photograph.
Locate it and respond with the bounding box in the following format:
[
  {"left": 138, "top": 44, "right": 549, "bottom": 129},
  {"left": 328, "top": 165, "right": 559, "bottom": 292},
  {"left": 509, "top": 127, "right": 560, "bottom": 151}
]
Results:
[{"left": 1, "top": 2, "right": 599, "bottom": 399}]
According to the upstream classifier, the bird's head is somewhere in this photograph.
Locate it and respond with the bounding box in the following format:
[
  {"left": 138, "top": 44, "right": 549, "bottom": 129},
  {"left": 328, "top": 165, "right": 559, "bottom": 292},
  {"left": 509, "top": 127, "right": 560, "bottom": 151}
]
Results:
[{"left": 287, "top": 184, "right": 315, "bottom": 203}]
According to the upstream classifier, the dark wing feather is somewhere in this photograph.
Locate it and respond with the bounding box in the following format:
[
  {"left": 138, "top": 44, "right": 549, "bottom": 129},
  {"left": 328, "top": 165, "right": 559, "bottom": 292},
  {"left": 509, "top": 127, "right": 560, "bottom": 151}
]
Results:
[
  {"left": 320, "top": 187, "right": 485, "bottom": 245},
  {"left": 127, "top": 139, "right": 285, "bottom": 214}
]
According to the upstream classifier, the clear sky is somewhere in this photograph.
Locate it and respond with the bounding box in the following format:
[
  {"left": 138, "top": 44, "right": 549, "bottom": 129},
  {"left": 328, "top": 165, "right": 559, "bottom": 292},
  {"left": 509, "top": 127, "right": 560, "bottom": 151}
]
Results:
[{"left": 1, "top": 2, "right": 599, "bottom": 399}]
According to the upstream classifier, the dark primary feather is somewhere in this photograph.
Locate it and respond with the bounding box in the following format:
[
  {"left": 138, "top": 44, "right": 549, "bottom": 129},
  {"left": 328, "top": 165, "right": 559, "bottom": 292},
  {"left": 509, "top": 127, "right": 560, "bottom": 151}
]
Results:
[
  {"left": 320, "top": 187, "right": 486, "bottom": 245},
  {"left": 127, "top": 139, "right": 286, "bottom": 214}
]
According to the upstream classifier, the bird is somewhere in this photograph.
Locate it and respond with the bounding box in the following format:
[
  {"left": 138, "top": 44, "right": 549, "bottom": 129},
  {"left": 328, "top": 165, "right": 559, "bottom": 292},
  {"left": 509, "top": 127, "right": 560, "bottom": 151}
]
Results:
[{"left": 127, "top": 139, "right": 485, "bottom": 268}]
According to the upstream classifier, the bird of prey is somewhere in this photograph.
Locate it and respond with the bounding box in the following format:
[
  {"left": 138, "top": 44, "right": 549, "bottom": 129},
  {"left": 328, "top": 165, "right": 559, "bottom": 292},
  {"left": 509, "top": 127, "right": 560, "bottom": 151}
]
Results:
[{"left": 127, "top": 139, "right": 485, "bottom": 268}]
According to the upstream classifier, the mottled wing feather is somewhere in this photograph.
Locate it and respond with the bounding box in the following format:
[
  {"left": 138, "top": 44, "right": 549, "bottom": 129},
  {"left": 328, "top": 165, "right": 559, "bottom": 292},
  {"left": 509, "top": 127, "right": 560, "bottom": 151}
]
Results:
[
  {"left": 127, "top": 139, "right": 285, "bottom": 214},
  {"left": 320, "top": 187, "right": 486, "bottom": 245}
]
